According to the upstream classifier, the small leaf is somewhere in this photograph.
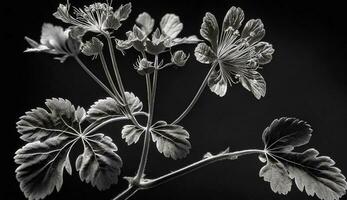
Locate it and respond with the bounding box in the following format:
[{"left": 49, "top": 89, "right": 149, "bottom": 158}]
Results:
[
  {"left": 194, "top": 43, "right": 217, "bottom": 64},
  {"left": 86, "top": 92, "right": 143, "bottom": 122},
  {"left": 203, "top": 147, "right": 234, "bottom": 159},
  {"left": 160, "top": 14, "right": 183, "bottom": 38},
  {"left": 125, "top": 92, "right": 143, "bottom": 113},
  {"left": 151, "top": 121, "right": 191, "bottom": 160},
  {"left": 15, "top": 134, "right": 78, "bottom": 200},
  {"left": 77, "top": 133, "right": 122, "bottom": 190},
  {"left": 121, "top": 125, "right": 144, "bottom": 145},
  {"left": 200, "top": 12, "right": 219, "bottom": 51}
]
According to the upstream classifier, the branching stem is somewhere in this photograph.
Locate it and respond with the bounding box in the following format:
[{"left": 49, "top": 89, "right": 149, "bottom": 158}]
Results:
[
  {"left": 103, "top": 33, "right": 142, "bottom": 128},
  {"left": 134, "top": 55, "right": 159, "bottom": 182}
]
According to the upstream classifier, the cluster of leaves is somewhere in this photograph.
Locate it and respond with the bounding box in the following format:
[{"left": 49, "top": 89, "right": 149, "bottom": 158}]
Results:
[{"left": 15, "top": 93, "right": 191, "bottom": 200}]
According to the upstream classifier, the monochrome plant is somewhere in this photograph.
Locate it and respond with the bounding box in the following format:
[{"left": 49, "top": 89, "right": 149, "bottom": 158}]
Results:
[{"left": 16, "top": 1, "right": 347, "bottom": 200}]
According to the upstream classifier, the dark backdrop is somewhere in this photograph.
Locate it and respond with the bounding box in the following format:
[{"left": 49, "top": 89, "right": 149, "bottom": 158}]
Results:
[{"left": 4, "top": 0, "right": 347, "bottom": 200}]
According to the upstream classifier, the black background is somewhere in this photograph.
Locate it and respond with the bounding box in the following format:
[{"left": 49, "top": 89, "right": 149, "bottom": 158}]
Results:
[{"left": 3, "top": 0, "right": 347, "bottom": 200}]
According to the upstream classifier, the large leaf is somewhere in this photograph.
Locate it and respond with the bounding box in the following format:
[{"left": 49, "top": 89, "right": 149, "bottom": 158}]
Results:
[
  {"left": 150, "top": 121, "right": 191, "bottom": 160},
  {"left": 86, "top": 92, "right": 143, "bottom": 122},
  {"left": 259, "top": 117, "right": 347, "bottom": 200},
  {"left": 76, "top": 133, "right": 122, "bottom": 190},
  {"left": 15, "top": 135, "right": 77, "bottom": 200},
  {"left": 15, "top": 98, "right": 123, "bottom": 200}
]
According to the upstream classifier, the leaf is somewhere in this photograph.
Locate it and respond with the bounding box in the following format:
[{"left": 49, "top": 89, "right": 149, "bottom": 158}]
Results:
[
  {"left": 262, "top": 117, "right": 312, "bottom": 152},
  {"left": 194, "top": 43, "right": 217, "bottom": 64},
  {"left": 115, "top": 3, "right": 132, "bottom": 21},
  {"left": 259, "top": 117, "right": 347, "bottom": 200},
  {"left": 239, "top": 71, "right": 266, "bottom": 100},
  {"left": 259, "top": 158, "right": 292, "bottom": 195},
  {"left": 160, "top": 14, "right": 183, "bottom": 38},
  {"left": 15, "top": 98, "right": 123, "bottom": 199},
  {"left": 151, "top": 121, "right": 191, "bottom": 160},
  {"left": 16, "top": 98, "right": 83, "bottom": 142},
  {"left": 86, "top": 92, "right": 143, "bottom": 122},
  {"left": 15, "top": 134, "right": 77, "bottom": 200},
  {"left": 121, "top": 125, "right": 144, "bottom": 145},
  {"left": 222, "top": 6, "right": 244, "bottom": 32},
  {"left": 203, "top": 147, "right": 236, "bottom": 159},
  {"left": 200, "top": 12, "right": 219, "bottom": 51},
  {"left": 76, "top": 133, "right": 122, "bottom": 190}
]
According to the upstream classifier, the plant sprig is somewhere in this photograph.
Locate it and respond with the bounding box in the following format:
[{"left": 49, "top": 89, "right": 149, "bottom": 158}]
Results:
[{"left": 17, "top": 1, "right": 346, "bottom": 200}]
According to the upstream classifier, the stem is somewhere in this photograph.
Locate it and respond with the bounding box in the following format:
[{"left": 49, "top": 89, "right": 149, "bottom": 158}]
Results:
[
  {"left": 99, "top": 51, "right": 124, "bottom": 105},
  {"left": 83, "top": 112, "right": 148, "bottom": 135},
  {"left": 134, "top": 55, "right": 159, "bottom": 181},
  {"left": 140, "top": 149, "right": 264, "bottom": 189},
  {"left": 172, "top": 62, "right": 218, "bottom": 124},
  {"left": 112, "top": 185, "right": 138, "bottom": 200},
  {"left": 103, "top": 33, "right": 142, "bottom": 128},
  {"left": 73, "top": 56, "right": 118, "bottom": 100}
]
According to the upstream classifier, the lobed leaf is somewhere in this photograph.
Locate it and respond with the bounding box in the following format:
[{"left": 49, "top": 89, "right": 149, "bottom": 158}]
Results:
[
  {"left": 259, "top": 117, "right": 347, "bottom": 200},
  {"left": 15, "top": 134, "right": 77, "bottom": 200},
  {"left": 121, "top": 125, "right": 144, "bottom": 145},
  {"left": 76, "top": 134, "right": 122, "bottom": 190},
  {"left": 150, "top": 121, "right": 191, "bottom": 160},
  {"left": 86, "top": 92, "right": 143, "bottom": 122}
]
